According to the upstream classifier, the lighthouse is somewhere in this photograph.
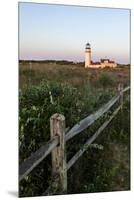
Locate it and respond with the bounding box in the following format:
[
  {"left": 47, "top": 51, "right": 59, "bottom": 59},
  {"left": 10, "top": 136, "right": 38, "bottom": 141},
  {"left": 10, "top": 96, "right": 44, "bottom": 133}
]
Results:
[{"left": 85, "top": 42, "right": 91, "bottom": 68}]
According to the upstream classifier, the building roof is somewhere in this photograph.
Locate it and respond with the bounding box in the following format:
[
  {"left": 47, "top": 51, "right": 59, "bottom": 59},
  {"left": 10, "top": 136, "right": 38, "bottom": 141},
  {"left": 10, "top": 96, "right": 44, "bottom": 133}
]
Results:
[
  {"left": 100, "top": 59, "right": 115, "bottom": 63},
  {"left": 91, "top": 61, "right": 101, "bottom": 65}
]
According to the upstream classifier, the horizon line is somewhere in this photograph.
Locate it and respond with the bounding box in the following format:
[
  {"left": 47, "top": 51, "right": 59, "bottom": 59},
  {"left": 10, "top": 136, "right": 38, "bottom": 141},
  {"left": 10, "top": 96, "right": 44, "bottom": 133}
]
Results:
[{"left": 19, "top": 59, "right": 130, "bottom": 65}]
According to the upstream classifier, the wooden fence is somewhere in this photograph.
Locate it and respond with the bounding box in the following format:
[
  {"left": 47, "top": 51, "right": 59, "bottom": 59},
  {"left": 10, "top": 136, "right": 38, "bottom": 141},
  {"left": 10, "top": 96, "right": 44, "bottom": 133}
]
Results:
[{"left": 19, "top": 84, "right": 130, "bottom": 195}]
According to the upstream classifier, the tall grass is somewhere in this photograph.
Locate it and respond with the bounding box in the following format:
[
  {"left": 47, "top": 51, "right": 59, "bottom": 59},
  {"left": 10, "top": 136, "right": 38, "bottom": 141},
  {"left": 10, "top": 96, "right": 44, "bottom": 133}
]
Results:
[
  {"left": 19, "top": 62, "right": 130, "bottom": 91},
  {"left": 19, "top": 62, "right": 130, "bottom": 197}
]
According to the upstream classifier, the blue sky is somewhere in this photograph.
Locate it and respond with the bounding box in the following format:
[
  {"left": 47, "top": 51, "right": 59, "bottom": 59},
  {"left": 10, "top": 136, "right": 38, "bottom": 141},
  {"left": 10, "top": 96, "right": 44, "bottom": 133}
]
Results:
[{"left": 19, "top": 3, "right": 130, "bottom": 64}]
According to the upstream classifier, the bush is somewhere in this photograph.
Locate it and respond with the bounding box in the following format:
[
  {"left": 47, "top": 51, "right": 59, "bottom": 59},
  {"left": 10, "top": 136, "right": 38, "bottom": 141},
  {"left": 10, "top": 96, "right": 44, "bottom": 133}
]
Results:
[
  {"left": 19, "top": 81, "right": 100, "bottom": 197},
  {"left": 19, "top": 81, "right": 130, "bottom": 197},
  {"left": 98, "top": 73, "right": 115, "bottom": 87}
]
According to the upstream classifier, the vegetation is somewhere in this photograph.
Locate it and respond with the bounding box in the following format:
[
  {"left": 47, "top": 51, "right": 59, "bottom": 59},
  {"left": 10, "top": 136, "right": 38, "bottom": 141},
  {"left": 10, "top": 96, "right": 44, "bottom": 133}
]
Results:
[
  {"left": 19, "top": 61, "right": 130, "bottom": 90},
  {"left": 98, "top": 73, "right": 115, "bottom": 87},
  {"left": 19, "top": 61, "right": 130, "bottom": 197}
]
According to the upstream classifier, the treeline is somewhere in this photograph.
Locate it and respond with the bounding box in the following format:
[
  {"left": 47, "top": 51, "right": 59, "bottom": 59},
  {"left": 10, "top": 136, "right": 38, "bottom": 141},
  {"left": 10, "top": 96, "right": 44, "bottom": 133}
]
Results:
[
  {"left": 19, "top": 60, "right": 84, "bottom": 65},
  {"left": 117, "top": 64, "right": 130, "bottom": 68}
]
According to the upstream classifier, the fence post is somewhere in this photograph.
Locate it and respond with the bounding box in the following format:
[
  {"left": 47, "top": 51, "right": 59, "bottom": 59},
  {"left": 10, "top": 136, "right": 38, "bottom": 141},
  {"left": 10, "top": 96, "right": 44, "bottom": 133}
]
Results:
[
  {"left": 118, "top": 83, "right": 123, "bottom": 111},
  {"left": 50, "top": 113, "right": 67, "bottom": 194}
]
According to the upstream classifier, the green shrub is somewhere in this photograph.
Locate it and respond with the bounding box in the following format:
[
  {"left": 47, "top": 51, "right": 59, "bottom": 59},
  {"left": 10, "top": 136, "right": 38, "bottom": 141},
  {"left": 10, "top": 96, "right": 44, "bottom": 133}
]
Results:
[
  {"left": 98, "top": 73, "right": 115, "bottom": 87},
  {"left": 19, "top": 81, "right": 130, "bottom": 197},
  {"left": 19, "top": 81, "right": 101, "bottom": 197}
]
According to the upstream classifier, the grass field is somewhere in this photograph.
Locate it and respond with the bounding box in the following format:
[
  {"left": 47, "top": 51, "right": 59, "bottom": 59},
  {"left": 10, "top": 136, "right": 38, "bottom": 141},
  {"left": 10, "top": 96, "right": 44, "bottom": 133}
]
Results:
[
  {"left": 19, "top": 61, "right": 130, "bottom": 90},
  {"left": 19, "top": 61, "right": 130, "bottom": 197}
]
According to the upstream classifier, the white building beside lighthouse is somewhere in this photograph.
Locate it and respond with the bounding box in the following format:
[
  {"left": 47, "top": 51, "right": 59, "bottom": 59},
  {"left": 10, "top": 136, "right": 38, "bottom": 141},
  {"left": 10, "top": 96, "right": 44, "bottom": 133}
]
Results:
[{"left": 85, "top": 43, "right": 117, "bottom": 68}]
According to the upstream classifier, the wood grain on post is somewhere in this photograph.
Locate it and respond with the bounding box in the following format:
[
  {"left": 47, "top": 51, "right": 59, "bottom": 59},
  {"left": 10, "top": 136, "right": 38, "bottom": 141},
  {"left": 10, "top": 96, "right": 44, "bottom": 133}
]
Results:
[{"left": 50, "top": 113, "right": 67, "bottom": 194}]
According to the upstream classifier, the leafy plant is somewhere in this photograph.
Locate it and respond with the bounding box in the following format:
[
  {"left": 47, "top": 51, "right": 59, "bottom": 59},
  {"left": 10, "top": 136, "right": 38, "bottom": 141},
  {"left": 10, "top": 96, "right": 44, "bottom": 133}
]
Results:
[{"left": 98, "top": 73, "right": 115, "bottom": 87}]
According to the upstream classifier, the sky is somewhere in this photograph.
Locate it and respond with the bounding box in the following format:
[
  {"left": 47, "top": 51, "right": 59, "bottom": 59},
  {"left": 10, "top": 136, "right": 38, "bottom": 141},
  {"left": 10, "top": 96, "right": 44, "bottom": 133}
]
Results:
[{"left": 19, "top": 3, "right": 130, "bottom": 64}]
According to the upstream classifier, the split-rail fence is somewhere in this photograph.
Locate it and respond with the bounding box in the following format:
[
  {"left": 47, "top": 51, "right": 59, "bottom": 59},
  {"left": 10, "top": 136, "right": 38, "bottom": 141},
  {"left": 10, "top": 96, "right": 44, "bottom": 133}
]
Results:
[{"left": 19, "top": 84, "right": 130, "bottom": 195}]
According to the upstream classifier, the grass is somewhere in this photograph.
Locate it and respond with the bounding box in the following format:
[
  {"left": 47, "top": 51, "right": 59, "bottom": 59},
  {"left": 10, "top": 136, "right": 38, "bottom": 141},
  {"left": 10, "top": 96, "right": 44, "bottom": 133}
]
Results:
[
  {"left": 19, "top": 61, "right": 130, "bottom": 197},
  {"left": 68, "top": 97, "right": 130, "bottom": 194},
  {"left": 19, "top": 61, "right": 130, "bottom": 90}
]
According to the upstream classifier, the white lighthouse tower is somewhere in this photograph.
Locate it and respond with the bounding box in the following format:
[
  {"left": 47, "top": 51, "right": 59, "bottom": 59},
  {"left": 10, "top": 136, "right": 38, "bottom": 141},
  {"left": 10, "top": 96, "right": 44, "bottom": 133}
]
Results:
[{"left": 85, "top": 43, "right": 91, "bottom": 68}]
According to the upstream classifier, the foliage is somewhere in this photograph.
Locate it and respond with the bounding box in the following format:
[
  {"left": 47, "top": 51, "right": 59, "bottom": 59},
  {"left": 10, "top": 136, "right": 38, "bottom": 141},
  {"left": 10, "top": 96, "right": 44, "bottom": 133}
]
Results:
[
  {"left": 68, "top": 99, "right": 130, "bottom": 194},
  {"left": 98, "top": 73, "right": 115, "bottom": 87},
  {"left": 19, "top": 62, "right": 130, "bottom": 90},
  {"left": 19, "top": 81, "right": 103, "bottom": 197},
  {"left": 19, "top": 63, "right": 130, "bottom": 197}
]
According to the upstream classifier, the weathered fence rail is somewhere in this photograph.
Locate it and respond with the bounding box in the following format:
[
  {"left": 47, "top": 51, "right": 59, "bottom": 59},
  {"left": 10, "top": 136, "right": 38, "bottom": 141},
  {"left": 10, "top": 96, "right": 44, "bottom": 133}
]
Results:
[
  {"left": 65, "top": 94, "right": 120, "bottom": 142},
  {"left": 19, "top": 136, "right": 59, "bottom": 181},
  {"left": 67, "top": 105, "right": 121, "bottom": 170},
  {"left": 19, "top": 84, "right": 130, "bottom": 194}
]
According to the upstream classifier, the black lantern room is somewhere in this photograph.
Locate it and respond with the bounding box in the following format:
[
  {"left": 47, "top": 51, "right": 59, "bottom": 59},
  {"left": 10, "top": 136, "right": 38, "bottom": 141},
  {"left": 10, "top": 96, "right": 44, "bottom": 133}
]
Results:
[{"left": 86, "top": 42, "right": 91, "bottom": 49}]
